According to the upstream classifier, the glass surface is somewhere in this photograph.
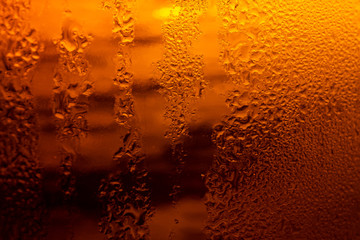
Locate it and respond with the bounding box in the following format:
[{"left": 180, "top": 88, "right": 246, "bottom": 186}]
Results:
[{"left": 1, "top": 0, "right": 359, "bottom": 239}]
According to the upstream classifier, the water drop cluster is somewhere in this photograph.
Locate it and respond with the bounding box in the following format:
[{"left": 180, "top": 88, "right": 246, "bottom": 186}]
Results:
[
  {"left": 205, "top": 0, "right": 360, "bottom": 239},
  {"left": 157, "top": 0, "right": 207, "bottom": 143},
  {"left": 105, "top": 0, "right": 136, "bottom": 126},
  {"left": 99, "top": 130, "right": 152, "bottom": 240},
  {"left": 0, "top": 0, "right": 43, "bottom": 239}
]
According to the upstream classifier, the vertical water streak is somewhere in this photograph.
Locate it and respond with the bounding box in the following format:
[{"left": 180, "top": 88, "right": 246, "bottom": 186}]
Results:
[
  {"left": 156, "top": 0, "right": 207, "bottom": 238},
  {"left": 0, "top": 0, "right": 44, "bottom": 239},
  {"left": 157, "top": 0, "right": 207, "bottom": 144},
  {"left": 53, "top": 16, "right": 93, "bottom": 201},
  {"left": 98, "top": 1, "right": 152, "bottom": 239}
]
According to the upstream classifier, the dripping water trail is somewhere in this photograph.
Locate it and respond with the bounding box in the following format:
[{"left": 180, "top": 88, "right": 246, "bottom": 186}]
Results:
[
  {"left": 98, "top": 1, "right": 152, "bottom": 239},
  {"left": 168, "top": 142, "right": 187, "bottom": 240},
  {"left": 155, "top": 1, "right": 208, "bottom": 237},
  {"left": 99, "top": 128, "right": 152, "bottom": 240},
  {"left": 57, "top": 147, "right": 77, "bottom": 240},
  {"left": 52, "top": 14, "right": 93, "bottom": 239}
]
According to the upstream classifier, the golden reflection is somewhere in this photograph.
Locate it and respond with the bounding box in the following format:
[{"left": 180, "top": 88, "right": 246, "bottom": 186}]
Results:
[{"left": 153, "top": 6, "right": 181, "bottom": 19}]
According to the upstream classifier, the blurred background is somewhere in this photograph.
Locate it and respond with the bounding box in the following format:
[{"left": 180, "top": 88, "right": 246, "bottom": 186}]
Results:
[{"left": 1, "top": 0, "right": 360, "bottom": 239}]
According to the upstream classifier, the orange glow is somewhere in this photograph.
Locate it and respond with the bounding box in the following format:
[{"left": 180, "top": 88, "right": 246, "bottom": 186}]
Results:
[
  {"left": 1, "top": 0, "right": 360, "bottom": 239},
  {"left": 153, "top": 6, "right": 181, "bottom": 19}
]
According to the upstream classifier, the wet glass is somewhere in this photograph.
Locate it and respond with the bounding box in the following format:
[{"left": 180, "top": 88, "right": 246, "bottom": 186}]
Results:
[{"left": 1, "top": 0, "right": 359, "bottom": 239}]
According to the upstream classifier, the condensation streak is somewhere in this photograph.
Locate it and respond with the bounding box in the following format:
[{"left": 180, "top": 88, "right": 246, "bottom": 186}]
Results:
[
  {"left": 156, "top": 1, "right": 207, "bottom": 238},
  {"left": 157, "top": 0, "right": 206, "bottom": 144},
  {"left": 98, "top": 1, "right": 152, "bottom": 239},
  {"left": 53, "top": 17, "right": 93, "bottom": 201},
  {"left": 205, "top": 0, "right": 360, "bottom": 239},
  {"left": 0, "top": 0, "right": 43, "bottom": 239}
]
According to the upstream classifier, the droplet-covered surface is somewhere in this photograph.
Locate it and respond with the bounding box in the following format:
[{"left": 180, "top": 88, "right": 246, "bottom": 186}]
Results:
[
  {"left": 0, "top": 0, "right": 359, "bottom": 239},
  {"left": 0, "top": 0, "right": 43, "bottom": 239},
  {"left": 205, "top": 0, "right": 360, "bottom": 239}
]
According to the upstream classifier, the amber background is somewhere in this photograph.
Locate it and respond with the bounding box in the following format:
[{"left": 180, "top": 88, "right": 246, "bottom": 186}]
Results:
[{"left": 1, "top": 0, "right": 360, "bottom": 239}]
